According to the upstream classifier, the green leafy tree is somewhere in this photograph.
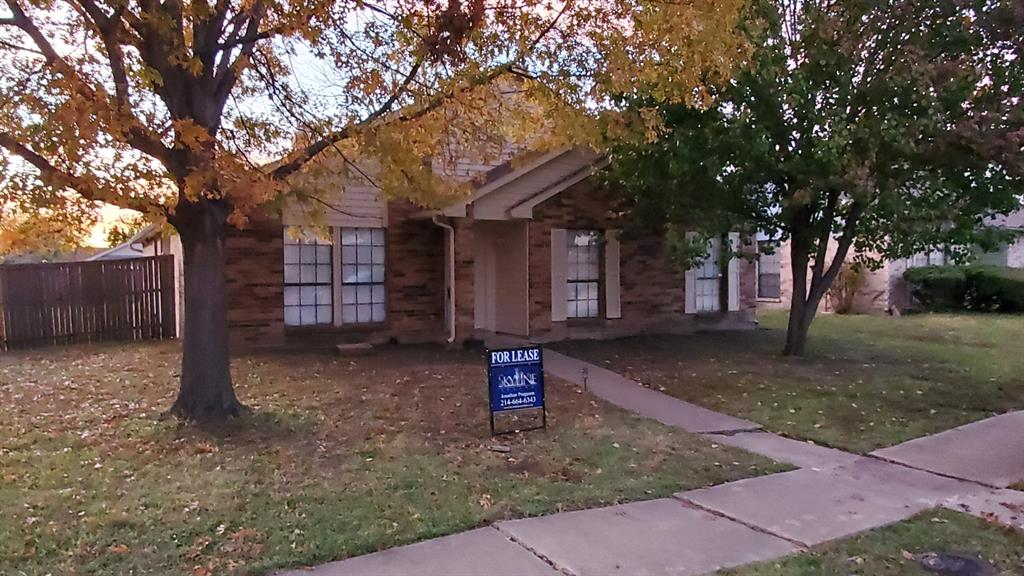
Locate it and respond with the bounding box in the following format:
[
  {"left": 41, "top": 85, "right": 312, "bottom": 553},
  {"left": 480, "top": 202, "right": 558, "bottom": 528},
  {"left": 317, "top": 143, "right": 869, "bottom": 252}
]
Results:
[{"left": 608, "top": 0, "right": 1024, "bottom": 355}]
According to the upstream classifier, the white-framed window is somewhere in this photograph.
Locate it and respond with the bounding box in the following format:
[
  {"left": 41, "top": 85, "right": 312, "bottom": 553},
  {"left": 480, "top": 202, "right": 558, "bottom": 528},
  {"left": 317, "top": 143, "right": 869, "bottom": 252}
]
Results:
[
  {"left": 283, "top": 227, "right": 333, "bottom": 326},
  {"left": 567, "top": 230, "right": 600, "bottom": 319},
  {"left": 695, "top": 237, "right": 722, "bottom": 312},
  {"left": 757, "top": 240, "right": 781, "bottom": 300},
  {"left": 340, "top": 227, "right": 386, "bottom": 323},
  {"left": 907, "top": 249, "right": 947, "bottom": 269}
]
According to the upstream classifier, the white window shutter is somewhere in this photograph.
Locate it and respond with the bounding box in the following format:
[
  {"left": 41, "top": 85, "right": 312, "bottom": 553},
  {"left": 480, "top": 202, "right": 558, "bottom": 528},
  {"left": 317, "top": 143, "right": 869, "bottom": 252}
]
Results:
[
  {"left": 727, "top": 232, "right": 741, "bottom": 311},
  {"left": 550, "top": 228, "right": 568, "bottom": 322},
  {"left": 684, "top": 231, "right": 697, "bottom": 314},
  {"left": 605, "top": 230, "right": 622, "bottom": 319},
  {"left": 332, "top": 227, "right": 343, "bottom": 326}
]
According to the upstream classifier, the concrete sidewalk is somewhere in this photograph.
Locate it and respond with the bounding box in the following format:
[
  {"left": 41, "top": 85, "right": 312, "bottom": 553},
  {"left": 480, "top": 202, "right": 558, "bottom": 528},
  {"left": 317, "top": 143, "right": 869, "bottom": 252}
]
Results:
[
  {"left": 278, "top": 351, "right": 1024, "bottom": 576},
  {"left": 281, "top": 456, "right": 1009, "bottom": 576},
  {"left": 543, "top": 349, "right": 762, "bottom": 434},
  {"left": 872, "top": 411, "right": 1024, "bottom": 488}
]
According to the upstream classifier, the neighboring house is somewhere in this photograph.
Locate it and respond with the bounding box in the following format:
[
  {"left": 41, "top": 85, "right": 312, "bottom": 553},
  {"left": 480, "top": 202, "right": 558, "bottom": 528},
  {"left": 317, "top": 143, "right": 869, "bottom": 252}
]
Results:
[
  {"left": 90, "top": 223, "right": 185, "bottom": 334},
  {"left": 755, "top": 238, "right": 895, "bottom": 315},
  {"left": 977, "top": 209, "right": 1024, "bottom": 268},
  {"left": 224, "top": 147, "right": 760, "bottom": 350},
  {"left": 756, "top": 207, "right": 1024, "bottom": 315}
]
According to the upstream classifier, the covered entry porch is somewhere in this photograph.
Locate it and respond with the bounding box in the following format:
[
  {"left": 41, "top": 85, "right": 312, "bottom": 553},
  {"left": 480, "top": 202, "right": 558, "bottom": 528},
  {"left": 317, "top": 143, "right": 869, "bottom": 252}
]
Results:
[
  {"left": 440, "top": 147, "right": 608, "bottom": 342},
  {"left": 473, "top": 220, "right": 530, "bottom": 337}
]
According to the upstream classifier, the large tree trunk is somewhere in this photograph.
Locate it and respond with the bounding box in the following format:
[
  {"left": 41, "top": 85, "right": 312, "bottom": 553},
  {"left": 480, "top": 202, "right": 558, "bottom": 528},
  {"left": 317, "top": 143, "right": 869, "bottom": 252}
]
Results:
[
  {"left": 169, "top": 199, "right": 243, "bottom": 421},
  {"left": 784, "top": 291, "right": 822, "bottom": 356},
  {"left": 782, "top": 231, "right": 825, "bottom": 356},
  {"left": 780, "top": 195, "right": 864, "bottom": 356}
]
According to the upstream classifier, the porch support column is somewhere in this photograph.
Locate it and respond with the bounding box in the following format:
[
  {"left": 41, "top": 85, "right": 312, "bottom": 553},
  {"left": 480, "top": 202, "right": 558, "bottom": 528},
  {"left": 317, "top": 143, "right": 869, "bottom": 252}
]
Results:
[{"left": 452, "top": 218, "right": 476, "bottom": 342}]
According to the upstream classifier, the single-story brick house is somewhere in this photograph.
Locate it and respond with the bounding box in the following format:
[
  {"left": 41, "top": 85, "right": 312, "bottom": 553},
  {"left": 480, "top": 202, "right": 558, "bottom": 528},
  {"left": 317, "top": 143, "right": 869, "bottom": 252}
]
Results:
[
  {"left": 225, "top": 147, "right": 758, "bottom": 350},
  {"left": 755, "top": 207, "right": 1024, "bottom": 315},
  {"left": 978, "top": 209, "right": 1024, "bottom": 269},
  {"left": 754, "top": 238, "right": 896, "bottom": 315}
]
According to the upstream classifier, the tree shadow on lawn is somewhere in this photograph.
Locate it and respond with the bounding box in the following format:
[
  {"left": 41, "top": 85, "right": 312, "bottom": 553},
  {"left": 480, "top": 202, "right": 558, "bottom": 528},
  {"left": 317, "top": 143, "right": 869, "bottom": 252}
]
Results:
[{"left": 1, "top": 340, "right": 784, "bottom": 575}]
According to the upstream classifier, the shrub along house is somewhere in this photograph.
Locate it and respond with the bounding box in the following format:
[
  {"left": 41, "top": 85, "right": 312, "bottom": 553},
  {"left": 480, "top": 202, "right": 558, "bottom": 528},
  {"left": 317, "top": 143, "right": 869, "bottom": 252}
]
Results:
[{"left": 224, "top": 146, "right": 759, "bottom": 350}]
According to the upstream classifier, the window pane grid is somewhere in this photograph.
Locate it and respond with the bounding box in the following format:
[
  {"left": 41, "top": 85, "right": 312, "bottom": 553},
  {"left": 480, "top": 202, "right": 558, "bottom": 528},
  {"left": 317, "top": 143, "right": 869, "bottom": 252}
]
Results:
[
  {"left": 907, "top": 248, "right": 947, "bottom": 269},
  {"left": 695, "top": 238, "right": 721, "bottom": 312},
  {"left": 758, "top": 241, "right": 782, "bottom": 299},
  {"left": 567, "top": 230, "right": 600, "bottom": 319},
  {"left": 284, "top": 227, "right": 333, "bottom": 326},
  {"left": 341, "top": 227, "right": 386, "bottom": 324}
]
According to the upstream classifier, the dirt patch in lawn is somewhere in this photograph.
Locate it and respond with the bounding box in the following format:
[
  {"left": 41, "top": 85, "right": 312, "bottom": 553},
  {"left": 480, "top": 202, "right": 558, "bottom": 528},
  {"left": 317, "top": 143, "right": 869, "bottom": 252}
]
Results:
[{"left": 0, "top": 341, "right": 783, "bottom": 575}]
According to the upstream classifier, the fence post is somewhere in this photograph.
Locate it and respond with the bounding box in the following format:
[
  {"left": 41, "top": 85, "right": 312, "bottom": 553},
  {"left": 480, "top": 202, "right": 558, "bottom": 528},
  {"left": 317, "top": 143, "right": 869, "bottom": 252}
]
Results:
[
  {"left": 0, "top": 268, "right": 6, "bottom": 351},
  {"left": 159, "top": 255, "right": 177, "bottom": 338}
]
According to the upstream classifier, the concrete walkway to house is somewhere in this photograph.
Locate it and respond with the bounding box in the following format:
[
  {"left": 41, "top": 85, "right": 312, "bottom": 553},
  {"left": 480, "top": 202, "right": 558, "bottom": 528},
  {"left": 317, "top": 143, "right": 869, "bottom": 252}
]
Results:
[
  {"left": 279, "top": 350, "right": 1024, "bottom": 576},
  {"left": 543, "top": 350, "right": 860, "bottom": 469}
]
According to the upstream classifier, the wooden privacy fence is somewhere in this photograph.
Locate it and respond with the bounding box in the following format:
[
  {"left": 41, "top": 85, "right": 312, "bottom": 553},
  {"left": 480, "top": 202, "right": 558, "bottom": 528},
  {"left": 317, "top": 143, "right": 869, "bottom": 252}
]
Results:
[{"left": 0, "top": 255, "right": 177, "bottom": 350}]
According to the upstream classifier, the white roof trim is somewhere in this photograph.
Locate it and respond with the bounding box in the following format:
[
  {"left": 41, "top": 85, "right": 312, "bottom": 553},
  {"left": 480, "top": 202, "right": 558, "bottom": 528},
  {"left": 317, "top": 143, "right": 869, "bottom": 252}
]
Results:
[
  {"left": 87, "top": 222, "right": 162, "bottom": 261},
  {"left": 507, "top": 157, "right": 608, "bottom": 219},
  {"left": 439, "top": 146, "right": 574, "bottom": 217}
]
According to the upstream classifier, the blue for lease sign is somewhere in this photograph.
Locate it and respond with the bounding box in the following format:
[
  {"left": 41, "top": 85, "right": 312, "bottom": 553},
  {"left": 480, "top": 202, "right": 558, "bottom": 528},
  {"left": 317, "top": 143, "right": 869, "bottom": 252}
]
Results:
[{"left": 487, "top": 347, "right": 545, "bottom": 433}]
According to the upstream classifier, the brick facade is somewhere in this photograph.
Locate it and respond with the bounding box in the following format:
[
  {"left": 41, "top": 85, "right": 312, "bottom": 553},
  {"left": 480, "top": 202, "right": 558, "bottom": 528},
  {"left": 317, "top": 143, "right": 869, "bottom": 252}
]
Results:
[
  {"left": 526, "top": 177, "right": 755, "bottom": 339},
  {"left": 225, "top": 203, "right": 446, "bottom": 350},
  {"left": 383, "top": 202, "right": 446, "bottom": 341},
  {"left": 738, "top": 239, "right": 760, "bottom": 314},
  {"left": 526, "top": 179, "right": 619, "bottom": 336},
  {"left": 759, "top": 238, "right": 892, "bottom": 315},
  {"left": 225, "top": 178, "right": 757, "bottom": 349},
  {"left": 225, "top": 217, "right": 286, "bottom": 349}
]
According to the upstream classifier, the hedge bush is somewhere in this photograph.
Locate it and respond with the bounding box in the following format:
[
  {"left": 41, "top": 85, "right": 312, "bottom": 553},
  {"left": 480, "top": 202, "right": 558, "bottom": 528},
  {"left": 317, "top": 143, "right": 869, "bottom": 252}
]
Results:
[
  {"left": 964, "top": 266, "right": 1024, "bottom": 313},
  {"left": 904, "top": 265, "right": 1024, "bottom": 313},
  {"left": 903, "top": 265, "right": 967, "bottom": 311}
]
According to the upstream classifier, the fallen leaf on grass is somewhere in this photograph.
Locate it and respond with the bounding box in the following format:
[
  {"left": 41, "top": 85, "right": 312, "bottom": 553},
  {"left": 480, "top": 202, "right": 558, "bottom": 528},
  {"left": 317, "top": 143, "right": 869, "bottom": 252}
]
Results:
[{"left": 187, "top": 536, "right": 211, "bottom": 561}]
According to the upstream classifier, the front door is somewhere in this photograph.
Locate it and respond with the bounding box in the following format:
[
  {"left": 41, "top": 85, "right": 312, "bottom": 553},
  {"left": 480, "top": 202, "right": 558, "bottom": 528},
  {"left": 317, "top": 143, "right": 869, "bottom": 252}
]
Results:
[{"left": 474, "top": 221, "right": 530, "bottom": 336}]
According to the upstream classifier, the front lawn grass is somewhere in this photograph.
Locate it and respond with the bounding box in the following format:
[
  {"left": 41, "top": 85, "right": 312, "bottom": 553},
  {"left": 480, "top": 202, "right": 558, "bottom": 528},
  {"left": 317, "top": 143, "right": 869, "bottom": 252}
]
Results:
[
  {"left": 0, "top": 342, "right": 782, "bottom": 575},
  {"left": 721, "top": 509, "right": 1024, "bottom": 575},
  {"left": 555, "top": 311, "right": 1024, "bottom": 453}
]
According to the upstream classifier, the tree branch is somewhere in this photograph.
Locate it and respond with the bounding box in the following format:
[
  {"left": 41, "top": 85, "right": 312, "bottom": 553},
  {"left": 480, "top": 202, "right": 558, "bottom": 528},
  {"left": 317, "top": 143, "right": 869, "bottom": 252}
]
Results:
[
  {"left": 303, "top": 193, "right": 362, "bottom": 219},
  {"left": 271, "top": 60, "right": 525, "bottom": 181},
  {"left": 526, "top": 0, "right": 572, "bottom": 54},
  {"left": 214, "top": 0, "right": 264, "bottom": 110},
  {"left": 809, "top": 200, "right": 866, "bottom": 302},
  {"left": 0, "top": 132, "right": 156, "bottom": 212},
  {"left": 810, "top": 189, "right": 838, "bottom": 284},
  {"left": 0, "top": 38, "right": 44, "bottom": 55},
  {"left": 270, "top": 56, "right": 438, "bottom": 179},
  {"left": 5, "top": 0, "right": 176, "bottom": 174},
  {"left": 72, "top": 0, "right": 132, "bottom": 108},
  {"left": 4, "top": 0, "right": 64, "bottom": 65},
  {"left": 214, "top": 20, "right": 284, "bottom": 51}
]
